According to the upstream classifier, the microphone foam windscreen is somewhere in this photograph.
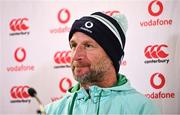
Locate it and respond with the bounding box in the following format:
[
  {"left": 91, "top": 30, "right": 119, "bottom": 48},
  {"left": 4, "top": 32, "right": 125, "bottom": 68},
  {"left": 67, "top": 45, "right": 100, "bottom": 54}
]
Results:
[{"left": 28, "top": 88, "right": 37, "bottom": 97}]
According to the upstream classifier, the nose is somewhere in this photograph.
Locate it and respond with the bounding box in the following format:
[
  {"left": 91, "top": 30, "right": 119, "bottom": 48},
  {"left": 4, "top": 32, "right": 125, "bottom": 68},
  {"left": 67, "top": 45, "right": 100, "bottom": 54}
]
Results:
[{"left": 71, "top": 45, "right": 86, "bottom": 61}]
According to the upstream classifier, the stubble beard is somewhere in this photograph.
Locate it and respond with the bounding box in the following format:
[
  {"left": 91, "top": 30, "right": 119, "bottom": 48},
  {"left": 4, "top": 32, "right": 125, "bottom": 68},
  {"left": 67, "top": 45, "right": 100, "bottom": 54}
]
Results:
[
  {"left": 74, "top": 69, "right": 104, "bottom": 84},
  {"left": 72, "top": 57, "right": 111, "bottom": 84}
]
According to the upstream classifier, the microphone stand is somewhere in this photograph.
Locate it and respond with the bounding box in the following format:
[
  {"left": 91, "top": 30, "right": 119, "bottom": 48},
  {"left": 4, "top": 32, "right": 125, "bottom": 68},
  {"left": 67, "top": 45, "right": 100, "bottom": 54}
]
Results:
[
  {"left": 28, "top": 88, "right": 46, "bottom": 115},
  {"left": 34, "top": 95, "right": 46, "bottom": 115}
]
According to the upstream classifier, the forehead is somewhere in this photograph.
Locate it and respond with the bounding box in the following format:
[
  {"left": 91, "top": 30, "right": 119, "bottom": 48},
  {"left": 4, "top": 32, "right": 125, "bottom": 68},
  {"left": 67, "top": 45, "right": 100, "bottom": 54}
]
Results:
[{"left": 70, "top": 32, "right": 98, "bottom": 44}]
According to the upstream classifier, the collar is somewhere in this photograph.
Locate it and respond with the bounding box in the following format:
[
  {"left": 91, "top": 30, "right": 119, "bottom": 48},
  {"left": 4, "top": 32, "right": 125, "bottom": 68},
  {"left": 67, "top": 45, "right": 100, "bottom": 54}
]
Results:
[{"left": 69, "top": 73, "right": 128, "bottom": 93}]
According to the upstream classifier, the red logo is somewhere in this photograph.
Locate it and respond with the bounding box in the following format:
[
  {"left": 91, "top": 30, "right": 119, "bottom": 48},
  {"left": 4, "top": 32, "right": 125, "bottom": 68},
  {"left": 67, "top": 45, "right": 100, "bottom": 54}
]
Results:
[
  {"left": 54, "top": 51, "right": 71, "bottom": 64},
  {"left": 105, "top": 10, "right": 120, "bottom": 16},
  {"left": 150, "top": 72, "right": 165, "bottom": 89},
  {"left": 10, "top": 85, "right": 30, "bottom": 99},
  {"left": 59, "top": 77, "right": 72, "bottom": 93},
  {"left": 9, "top": 18, "right": 29, "bottom": 31},
  {"left": 144, "top": 44, "right": 168, "bottom": 59},
  {"left": 57, "top": 8, "right": 71, "bottom": 24},
  {"left": 14, "top": 47, "right": 26, "bottom": 62},
  {"left": 148, "top": 0, "right": 163, "bottom": 16}
]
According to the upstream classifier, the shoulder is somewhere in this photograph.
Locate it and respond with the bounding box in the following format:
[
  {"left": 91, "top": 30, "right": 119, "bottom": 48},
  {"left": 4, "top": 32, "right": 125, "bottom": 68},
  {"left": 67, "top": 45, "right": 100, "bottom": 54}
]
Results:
[
  {"left": 122, "top": 90, "right": 160, "bottom": 114},
  {"left": 111, "top": 84, "right": 160, "bottom": 114},
  {"left": 45, "top": 94, "right": 72, "bottom": 114}
]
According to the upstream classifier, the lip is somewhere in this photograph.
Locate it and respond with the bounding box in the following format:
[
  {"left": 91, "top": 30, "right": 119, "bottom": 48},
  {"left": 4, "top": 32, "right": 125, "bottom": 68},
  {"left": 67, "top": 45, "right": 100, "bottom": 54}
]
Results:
[
  {"left": 73, "top": 64, "right": 89, "bottom": 70},
  {"left": 72, "top": 65, "right": 85, "bottom": 70},
  {"left": 73, "top": 66, "right": 90, "bottom": 76},
  {"left": 73, "top": 62, "right": 89, "bottom": 67},
  {"left": 74, "top": 65, "right": 86, "bottom": 68}
]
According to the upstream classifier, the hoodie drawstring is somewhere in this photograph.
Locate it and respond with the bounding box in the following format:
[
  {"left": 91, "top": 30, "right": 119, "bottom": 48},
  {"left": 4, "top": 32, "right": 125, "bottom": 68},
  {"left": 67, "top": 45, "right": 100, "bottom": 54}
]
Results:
[
  {"left": 68, "top": 93, "right": 77, "bottom": 114},
  {"left": 96, "top": 90, "right": 103, "bottom": 115}
]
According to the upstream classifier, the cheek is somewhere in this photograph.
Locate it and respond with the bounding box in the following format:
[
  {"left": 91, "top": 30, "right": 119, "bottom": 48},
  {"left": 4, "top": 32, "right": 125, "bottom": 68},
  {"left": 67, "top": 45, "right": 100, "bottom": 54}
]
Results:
[
  {"left": 70, "top": 53, "right": 73, "bottom": 63},
  {"left": 87, "top": 53, "right": 103, "bottom": 64},
  {"left": 87, "top": 47, "right": 106, "bottom": 58}
]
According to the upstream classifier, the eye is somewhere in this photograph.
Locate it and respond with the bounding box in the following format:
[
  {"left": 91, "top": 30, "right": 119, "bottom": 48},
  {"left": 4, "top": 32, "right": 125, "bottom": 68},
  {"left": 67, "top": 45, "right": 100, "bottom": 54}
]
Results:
[
  {"left": 85, "top": 44, "right": 93, "bottom": 49},
  {"left": 70, "top": 42, "right": 76, "bottom": 49}
]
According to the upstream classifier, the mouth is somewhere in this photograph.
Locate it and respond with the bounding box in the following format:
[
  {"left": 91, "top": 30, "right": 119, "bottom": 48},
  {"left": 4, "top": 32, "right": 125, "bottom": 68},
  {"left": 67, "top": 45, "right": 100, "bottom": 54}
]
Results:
[
  {"left": 72, "top": 61, "right": 90, "bottom": 68},
  {"left": 72, "top": 65, "right": 89, "bottom": 72},
  {"left": 71, "top": 61, "right": 90, "bottom": 76}
]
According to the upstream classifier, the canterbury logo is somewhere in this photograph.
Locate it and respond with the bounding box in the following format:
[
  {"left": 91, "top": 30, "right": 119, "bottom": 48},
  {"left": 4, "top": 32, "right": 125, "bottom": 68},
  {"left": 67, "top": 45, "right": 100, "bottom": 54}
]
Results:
[
  {"left": 10, "top": 85, "right": 30, "bottom": 99},
  {"left": 54, "top": 51, "right": 71, "bottom": 64},
  {"left": 9, "top": 18, "right": 29, "bottom": 31},
  {"left": 144, "top": 44, "right": 168, "bottom": 59},
  {"left": 105, "top": 10, "right": 120, "bottom": 16}
]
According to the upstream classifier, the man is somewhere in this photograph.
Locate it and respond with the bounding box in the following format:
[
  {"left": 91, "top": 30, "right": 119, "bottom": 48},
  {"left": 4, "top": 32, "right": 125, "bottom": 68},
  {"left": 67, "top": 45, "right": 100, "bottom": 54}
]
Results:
[{"left": 45, "top": 11, "right": 159, "bottom": 114}]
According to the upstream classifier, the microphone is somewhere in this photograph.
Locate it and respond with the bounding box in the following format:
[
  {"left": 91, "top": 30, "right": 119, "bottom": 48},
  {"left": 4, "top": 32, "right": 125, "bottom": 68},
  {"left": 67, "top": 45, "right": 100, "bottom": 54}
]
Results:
[{"left": 28, "top": 88, "right": 46, "bottom": 115}]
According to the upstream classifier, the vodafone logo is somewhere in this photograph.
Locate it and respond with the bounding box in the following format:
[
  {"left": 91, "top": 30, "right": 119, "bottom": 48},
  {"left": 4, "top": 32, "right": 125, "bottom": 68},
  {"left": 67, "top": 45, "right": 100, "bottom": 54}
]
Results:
[
  {"left": 7, "top": 47, "right": 35, "bottom": 72},
  {"left": 105, "top": 10, "right": 120, "bottom": 16},
  {"left": 148, "top": 0, "right": 163, "bottom": 16},
  {"left": 49, "top": 8, "right": 71, "bottom": 33},
  {"left": 54, "top": 51, "right": 71, "bottom": 64},
  {"left": 14, "top": 47, "right": 26, "bottom": 62},
  {"left": 145, "top": 72, "right": 175, "bottom": 99},
  {"left": 85, "top": 21, "right": 93, "bottom": 29},
  {"left": 10, "top": 85, "right": 30, "bottom": 99},
  {"left": 150, "top": 72, "right": 165, "bottom": 89},
  {"left": 59, "top": 77, "right": 72, "bottom": 93},
  {"left": 144, "top": 44, "right": 168, "bottom": 59},
  {"left": 9, "top": 18, "right": 29, "bottom": 31},
  {"left": 140, "top": 0, "right": 172, "bottom": 27},
  {"left": 57, "top": 8, "right": 71, "bottom": 24}
]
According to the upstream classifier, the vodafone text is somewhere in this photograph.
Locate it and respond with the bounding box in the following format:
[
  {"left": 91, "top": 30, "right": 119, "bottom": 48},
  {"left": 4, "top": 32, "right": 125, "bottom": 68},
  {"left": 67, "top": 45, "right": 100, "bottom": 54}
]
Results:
[
  {"left": 140, "top": 19, "right": 172, "bottom": 27},
  {"left": 145, "top": 91, "right": 175, "bottom": 99},
  {"left": 7, "top": 64, "right": 34, "bottom": 72}
]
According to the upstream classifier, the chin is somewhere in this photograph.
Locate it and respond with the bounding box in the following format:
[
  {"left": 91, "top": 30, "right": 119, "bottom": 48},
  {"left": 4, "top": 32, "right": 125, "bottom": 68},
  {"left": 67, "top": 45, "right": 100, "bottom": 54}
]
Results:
[
  {"left": 73, "top": 72, "right": 90, "bottom": 82},
  {"left": 74, "top": 72, "right": 88, "bottom": 78}
]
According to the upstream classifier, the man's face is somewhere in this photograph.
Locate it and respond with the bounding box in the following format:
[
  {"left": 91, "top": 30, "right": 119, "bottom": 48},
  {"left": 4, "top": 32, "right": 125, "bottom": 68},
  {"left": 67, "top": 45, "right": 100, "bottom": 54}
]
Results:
[{"left": 69, "top": 32, "right": 113, "bottom": 84}]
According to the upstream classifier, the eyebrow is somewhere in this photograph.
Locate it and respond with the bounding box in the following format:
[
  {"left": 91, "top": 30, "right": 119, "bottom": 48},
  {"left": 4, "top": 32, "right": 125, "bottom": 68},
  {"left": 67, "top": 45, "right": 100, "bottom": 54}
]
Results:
[{"left": 70, "top": 39, "right": 95, "bottom": 45}]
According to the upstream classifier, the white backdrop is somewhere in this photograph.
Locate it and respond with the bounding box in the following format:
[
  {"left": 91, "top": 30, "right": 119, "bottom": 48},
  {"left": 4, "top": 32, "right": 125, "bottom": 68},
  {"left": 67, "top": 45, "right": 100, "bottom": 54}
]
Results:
[{"left": 0, "top": 0, "right": 180, "bottom": 114}]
